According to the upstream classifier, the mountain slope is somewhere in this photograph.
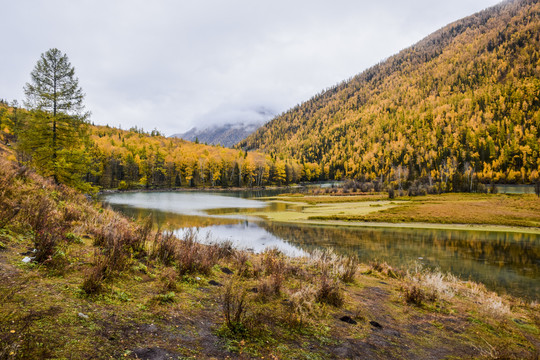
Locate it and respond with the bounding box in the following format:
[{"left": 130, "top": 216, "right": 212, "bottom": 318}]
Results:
[
  {"left": 239, "top": 0, "right": 540, "bottom": 186},
  {"left": 171, "top": 121, "right": 264, "bottom": 147}
]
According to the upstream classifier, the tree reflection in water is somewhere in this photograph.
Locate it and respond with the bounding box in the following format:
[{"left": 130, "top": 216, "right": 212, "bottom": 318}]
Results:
[
  {"left": 260, "top": 222, "right": 540, "bottom": 300},
  {"left": 103, "top": 193, "right": 539, "bottom": 301}
]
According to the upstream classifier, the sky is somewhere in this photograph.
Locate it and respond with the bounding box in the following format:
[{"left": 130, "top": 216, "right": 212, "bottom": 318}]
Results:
[{"left": 1, "top": 0, "right": 502, "bottom": 136}]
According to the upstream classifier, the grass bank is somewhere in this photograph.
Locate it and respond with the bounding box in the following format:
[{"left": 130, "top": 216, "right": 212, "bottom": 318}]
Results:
[
  {"left": 1, "top": 157, "right": 539, "bottom": 359},
  {"left": 253, "top": 193, "right": 540, "bottom": 233}
]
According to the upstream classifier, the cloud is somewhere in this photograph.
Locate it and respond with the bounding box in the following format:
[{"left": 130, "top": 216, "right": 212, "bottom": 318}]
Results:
[{"left": 0, "top": 0, "right": 501, "bottom": 136}]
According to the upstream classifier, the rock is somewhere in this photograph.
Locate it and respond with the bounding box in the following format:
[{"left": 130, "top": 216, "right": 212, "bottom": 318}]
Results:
[
  {"left": 78, "top": 312, "right": 89, "bottom": 320},
  {"left": 221, "top": 267, "right": 233, "bottom": 275},
  {"left": 21, "top": 256, "right": 34, "bottom": 263},
  {"left": 132, "top": 347, "right": 172, "bottom": 360},
  {"left": 340, "top": 316, "right": 357, "bottom": 325},
  {"left": 195, "top": 277, "right": 201, "bottom": 281},
  {"left": 208, "top": 280, "right": 222, "bottom": 286},
  {"left": 369, "top": 320, "right": 383, "bottom": 329}
]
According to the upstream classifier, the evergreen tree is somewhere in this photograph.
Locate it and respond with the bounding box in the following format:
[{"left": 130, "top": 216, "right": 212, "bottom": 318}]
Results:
[{"left": 21, "top": 48, "right": 93, "bottom": 191}]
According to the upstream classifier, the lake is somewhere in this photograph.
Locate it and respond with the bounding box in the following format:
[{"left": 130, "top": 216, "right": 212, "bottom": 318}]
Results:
[{"left": 102, "top": 191, "right": 540, "bottom": 300}]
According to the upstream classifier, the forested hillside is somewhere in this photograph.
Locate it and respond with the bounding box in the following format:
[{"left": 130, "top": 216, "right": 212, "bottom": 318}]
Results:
[
  {"left": 0, "top": 101, "right": 317, "bottom": 189},
  {"left": 88, "top": 125, "right": 315, "bottom": 189},
  {"left": 239, "top": 0, "right": 540, "bottom": 189}
]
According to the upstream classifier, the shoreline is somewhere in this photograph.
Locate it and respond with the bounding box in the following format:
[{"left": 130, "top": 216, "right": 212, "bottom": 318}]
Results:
[
  {"left": 98, "top": 184, "right": 303, "bottom": 196},
  {"left": 262, "top": 217, "right": 540, "bottom": 235}
]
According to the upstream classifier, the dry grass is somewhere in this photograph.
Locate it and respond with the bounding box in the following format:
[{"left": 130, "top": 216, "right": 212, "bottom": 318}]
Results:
[
  {"left": 406, "top": 263, "right": 512, "bottom": 317},
  {"left": 309, "top": 193, "right": 540, "bottom": 228},
  {"left": 368, "top": 260, "right": 404, "bottom": 279},
  {"left": 278, "top": 194, "right": 387, "bottom": 204},
  {"left": 287, "top": 284, "right": 318, "bottom": 326},
  {"left": 309, "top": 248, "right": 359, "bottom": 282}
]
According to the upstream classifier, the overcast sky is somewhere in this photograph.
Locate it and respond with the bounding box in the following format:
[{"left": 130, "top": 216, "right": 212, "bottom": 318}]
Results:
[{"left": 1, "top": 0, "right": 501, "bottom": 136}]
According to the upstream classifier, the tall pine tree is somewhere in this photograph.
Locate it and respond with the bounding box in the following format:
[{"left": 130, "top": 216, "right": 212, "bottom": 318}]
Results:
[{"left": 21, "top": 48, "right": 93, "bottom": 191}]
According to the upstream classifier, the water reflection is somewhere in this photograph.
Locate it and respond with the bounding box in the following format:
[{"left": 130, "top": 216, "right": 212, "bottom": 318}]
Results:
[
  {"left": 103, "top": 191, "right": 267, "bottom": 217},
  {"left": 107, "top": 204, "right": 241, "bottom": 228},
  {"left": 176, "top": 222, "right": 307, "bottom": 257},
  {"left": 261, "top": 223, "right": 540, "bottom": 300},
  {"left": 102, "top": 191, "right": 540, "bottom": 300}
]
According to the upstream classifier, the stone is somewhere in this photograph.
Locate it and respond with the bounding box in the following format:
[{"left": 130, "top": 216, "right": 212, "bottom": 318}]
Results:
[
  {"left": 78, "top": 312, "right": 89, "bottom": 320},
  {"left": 369, "top": 320, "right": 383, "bottom": 329},
  {"left": 208, "top": 280, "right": 222, "bottom": 286},
  {"left": 132, "top": 347, "right": 171, "bottom": 360},
  {"left": 221, "top": 267, "right": 234, "bottom": 275},
  {"left": 340, "top": 316, "right": 357, "bottom": 325}
]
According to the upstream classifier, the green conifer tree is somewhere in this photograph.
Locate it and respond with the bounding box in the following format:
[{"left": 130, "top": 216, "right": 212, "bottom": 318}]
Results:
[{"left": 21, "top": 48, "right": 94, "bottom": 192}]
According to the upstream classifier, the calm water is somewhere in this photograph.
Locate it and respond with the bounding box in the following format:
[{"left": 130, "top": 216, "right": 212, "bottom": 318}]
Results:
[{"left": 102, "top": 191, "right": 540, "bottom": 300}]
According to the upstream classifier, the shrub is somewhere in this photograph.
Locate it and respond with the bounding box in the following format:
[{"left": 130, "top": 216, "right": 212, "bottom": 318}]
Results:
[
  {"left": 175, "top": 229, "right": 218, "bottom": 275},
  {"left": 214, "top": 240, "right": 235, "bottom": 259},
  {"left": 160, "top": 267, "right": 178, "bottom": 291},
  {"left": 134, "top": 215, "right": 153, "bottom": 255},
  {"left": 233, "top": 251, "right": 252, "bottom": 278},
  {"left": 257, "top": 274, "right": 282, "bottom": 302},
  {"left": 221, "top": 280, "right": 250, "bottom": 334},
  {"left": 0, "top": 165, "right": 21, "bottom": 229},
  {"left": 61, "top": 202, "right": 83, "bottom": 223},
  {"left": 261, "top": 248, "right": 286, "bottom": 276},
  {"left": 23, "top": 193, "right": 67, "bottom": 265},
  {"left": 403, "top": 284, "right": 429, "bottom": 305},
  {"left": 152, "top": 231, "right": 178, "bottom": 265},
  {"left": 33, "top": 227, "right": 64, "bottom": 264},
  {"left": 81, "top": 253, "right": 109, "bottom": 294},
  {"left": 287, "top": 284, "right": 317, "bottom": 326},
  {"left": 316, "top": 276, "right": 343, "bottom": 307}
]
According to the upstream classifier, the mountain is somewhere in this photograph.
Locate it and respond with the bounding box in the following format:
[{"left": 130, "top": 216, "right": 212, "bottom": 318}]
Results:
[
  {"left": 239, "top": 0, "right": 540, "bottom": 186},
  {"left": 171, "top": 121, "right": 264, "bottom": 147}
]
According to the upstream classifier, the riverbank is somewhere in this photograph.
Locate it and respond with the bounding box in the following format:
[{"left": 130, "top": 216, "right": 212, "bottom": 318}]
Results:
[
  {"left": 252, "top": 193, "right": 540, "bottom": 234},
  {"left": 3, "top": 234, "right": 539, "bottom": 359},
  {"left": 1, "top": 158, "right": 539, "bottom": 359}
]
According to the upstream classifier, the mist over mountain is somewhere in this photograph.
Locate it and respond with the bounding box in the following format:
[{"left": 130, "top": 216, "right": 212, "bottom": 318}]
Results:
[
  {"left": 171, "top": 106, "right": 274, "bottom": 147},
  {"left": 171, "top": 121, "right": 266, "bottom": 147}
]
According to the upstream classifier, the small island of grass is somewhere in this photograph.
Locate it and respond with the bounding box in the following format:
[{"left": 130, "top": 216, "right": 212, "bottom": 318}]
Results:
[{"left": 250, "top": 192, "right": 540, "bottom": 234}]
